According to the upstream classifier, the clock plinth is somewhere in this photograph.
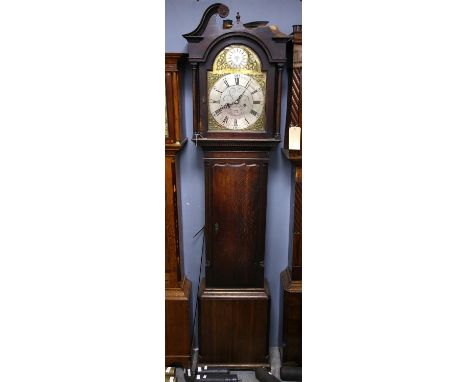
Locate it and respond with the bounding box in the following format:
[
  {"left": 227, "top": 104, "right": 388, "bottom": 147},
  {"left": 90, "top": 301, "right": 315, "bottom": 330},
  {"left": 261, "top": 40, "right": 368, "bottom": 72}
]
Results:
[{"left": 198, "top": 278, "right": 270, "bottom": 368}]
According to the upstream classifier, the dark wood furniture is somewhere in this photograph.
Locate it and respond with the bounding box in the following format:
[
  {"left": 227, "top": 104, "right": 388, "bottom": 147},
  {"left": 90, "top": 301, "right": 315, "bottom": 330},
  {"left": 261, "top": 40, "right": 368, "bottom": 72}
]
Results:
[
  {"left": 198, "top": 280, "right": 270, "bottom": 368},
  {"left": 165, "top": 53, "right": 192, "bottom": 369},
  {"left": 183, "top": 4, "right": 288, "bottom": 368},
  {"left": 280, "top": 25, "right": 302, "bottom": 366},
  {"left": 204, "top": 151, "right": 269, "bottom": 289}
]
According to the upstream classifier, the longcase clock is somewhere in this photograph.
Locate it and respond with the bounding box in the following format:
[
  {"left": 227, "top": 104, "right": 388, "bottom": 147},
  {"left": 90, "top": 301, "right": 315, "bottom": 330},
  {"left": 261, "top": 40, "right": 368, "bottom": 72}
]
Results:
[
  {"left": 183, "top": 3, "right": 289, "bottom": 368},
  {"left": 280, "top": 25, "right": 302, "bottom": 366},
  {"left": 165, "top": 53, "right": 192, "bottom": 368}
]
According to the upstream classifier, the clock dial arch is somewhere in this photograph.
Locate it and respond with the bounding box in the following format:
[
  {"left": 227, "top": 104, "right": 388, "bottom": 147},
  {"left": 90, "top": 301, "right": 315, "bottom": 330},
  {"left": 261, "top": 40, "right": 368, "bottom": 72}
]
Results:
[{"left": 207, "top": 43, "right": 267, "bottom": 132}]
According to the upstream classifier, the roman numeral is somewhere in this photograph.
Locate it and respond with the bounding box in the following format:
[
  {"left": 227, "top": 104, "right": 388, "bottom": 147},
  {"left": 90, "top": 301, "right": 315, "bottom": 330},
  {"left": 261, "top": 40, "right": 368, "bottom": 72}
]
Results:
[
  {"left": 234, "top": 119, "right": 238, "bottom": 128},
  {"left": 222, "top": 116, "right": 229, "bottom": 124},
  {"left": 244, "top": 118, "right": 250, "bottom": 125},
  {"left": 214, "top": 107, "right": 223, "bottom": 116},
  {"left": 223, "top": 79, "right": 229, "bottom": 87},
  {"left": 250, "top": 110, "right": 257, "bottom": 116},
  {"left": 253, "top": 101, "right": 260, "bottom": 104},
  {"left": 251, "top": 89, "right": 259, "bottom": 95},
  {"left": 235, "top": 76, "right": 239, "bottom": 85},
  {"left": 211, "top": 100, "right": 220, "bottom": 103},
  {"left": 214, "top": 88, "right": 222, "bottom": 93}
]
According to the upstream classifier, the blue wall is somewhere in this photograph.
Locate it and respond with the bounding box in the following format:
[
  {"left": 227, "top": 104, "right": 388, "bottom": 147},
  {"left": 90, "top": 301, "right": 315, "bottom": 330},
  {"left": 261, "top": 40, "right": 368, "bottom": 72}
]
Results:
[{"left": 166, "top": 0, "right": 302, "bottom": 347}]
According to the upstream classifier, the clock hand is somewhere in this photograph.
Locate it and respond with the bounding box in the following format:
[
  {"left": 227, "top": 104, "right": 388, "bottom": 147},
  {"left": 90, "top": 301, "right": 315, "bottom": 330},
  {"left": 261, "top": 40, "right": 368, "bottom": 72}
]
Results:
[
  {"left": 213, "top": 102, "right": 231, "bottom": 116},
  {"left": 234, "top": 79, "right": 252, "bottom": 104}
]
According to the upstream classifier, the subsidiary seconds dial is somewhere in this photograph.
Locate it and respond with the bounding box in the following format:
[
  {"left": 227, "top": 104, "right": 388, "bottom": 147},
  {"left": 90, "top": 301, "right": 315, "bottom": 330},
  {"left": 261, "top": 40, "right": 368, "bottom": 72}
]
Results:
[{"left": 209, "top": 73, "right": 264, "bottom": 130}]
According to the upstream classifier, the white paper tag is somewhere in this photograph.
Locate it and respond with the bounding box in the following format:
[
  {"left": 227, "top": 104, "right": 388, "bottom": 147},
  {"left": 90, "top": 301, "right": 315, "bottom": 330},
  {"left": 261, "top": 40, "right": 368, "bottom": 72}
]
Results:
[
  {"left": 196, "top": 376, "right": 201, "bottom": 380},
  {"left": 203, "top": 376, "right": 207, "bottom": 379},
  {"left": 187, "top": 369, "right": 191, "bottom": 376},
  {"left": 289, "top": 125, "right": 301, "bottom": 150},
  {"left": 198, "top": 367, "right": 201, "bottom": 372},
  {"left": 166, "top": 367, "right": 171, "bottom": 373},
  {"left": 204, "top": 366, "right": 208, "bottom": 370},
  {"left": 169, "top": 378, "right": 175, "bottom": 382}
]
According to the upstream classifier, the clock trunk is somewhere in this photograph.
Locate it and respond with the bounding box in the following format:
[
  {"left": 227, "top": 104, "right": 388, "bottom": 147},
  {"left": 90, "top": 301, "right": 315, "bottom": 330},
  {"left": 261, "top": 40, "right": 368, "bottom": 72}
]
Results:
[{"left": 204, "top": 151, "right": 268, "bottom": 288}]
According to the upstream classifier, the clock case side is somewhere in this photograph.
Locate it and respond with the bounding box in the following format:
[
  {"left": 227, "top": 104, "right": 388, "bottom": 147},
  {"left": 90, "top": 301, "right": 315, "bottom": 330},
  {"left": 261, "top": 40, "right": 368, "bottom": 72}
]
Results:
[
  {"left": 279, "top": 25, "right": 302, "bottom": 367},
  {"left": 165, "top": 52, "right": 189, "bottom": 285},
  {"left": 165, "top": 53, "right": 192, "bottom": 368}
]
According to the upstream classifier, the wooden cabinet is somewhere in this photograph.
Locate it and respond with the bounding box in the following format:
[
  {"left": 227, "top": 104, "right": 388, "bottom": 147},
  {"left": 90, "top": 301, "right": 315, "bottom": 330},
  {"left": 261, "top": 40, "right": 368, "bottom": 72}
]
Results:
[
  {"left": 198, "top": 280, "right": 270, "bottom": 368},
  {"left": 165, "top": 279, "right": 192, "bottom": 367},
  {"left": 280, "top": 270, "right": 302, "bottom": 364},
  {"left": 165, "top": 53, "right": 192, "bottom": 369},
  {"left": 280, "top": 25, "right": 302, "bottom": 366}
]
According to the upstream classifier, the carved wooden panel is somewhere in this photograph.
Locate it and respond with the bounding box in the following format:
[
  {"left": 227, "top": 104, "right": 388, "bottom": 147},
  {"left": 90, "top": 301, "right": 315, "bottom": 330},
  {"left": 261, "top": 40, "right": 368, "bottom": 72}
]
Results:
[
  {"left": 204, "top": 151, "right": 269, "bottom": 288},
  {"left": 291, "top": 166, "right": 302, "bottom": 280},
  {"left": 289, "top": 68, "right": 302, "bottom": 128}
]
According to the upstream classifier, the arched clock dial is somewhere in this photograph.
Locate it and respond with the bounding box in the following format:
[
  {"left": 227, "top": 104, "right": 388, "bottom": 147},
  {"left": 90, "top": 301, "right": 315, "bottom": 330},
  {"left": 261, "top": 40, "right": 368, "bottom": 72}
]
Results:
[{"left": 209, "top": 73, "right": 265, "bottom": 130}]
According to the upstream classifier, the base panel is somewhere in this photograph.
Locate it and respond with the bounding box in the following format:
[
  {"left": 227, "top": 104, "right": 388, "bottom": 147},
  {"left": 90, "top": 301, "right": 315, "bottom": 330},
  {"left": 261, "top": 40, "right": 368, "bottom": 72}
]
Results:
[
  {"left": 198, "top": 278, "right": 270, "bottom": 367},
  {"left": 280, "top": 268, "right": 302, "bottom": 366},
  {"left": 165, "top": 277, "right": 192, "bottom": 369}
]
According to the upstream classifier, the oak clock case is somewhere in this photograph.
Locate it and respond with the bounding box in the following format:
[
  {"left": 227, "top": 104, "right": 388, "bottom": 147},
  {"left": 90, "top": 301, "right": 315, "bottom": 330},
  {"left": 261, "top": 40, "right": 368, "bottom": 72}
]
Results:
[
  {"left": 165, "top": 53, "right": 192, "bottom": 369},
  {"left": 183, "top": 3, "right": 289, "bottom": 368}
]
